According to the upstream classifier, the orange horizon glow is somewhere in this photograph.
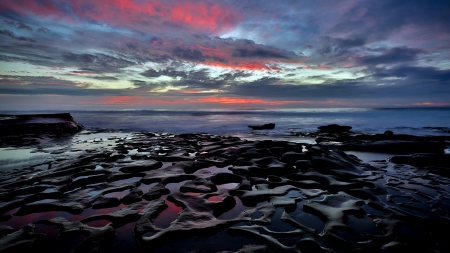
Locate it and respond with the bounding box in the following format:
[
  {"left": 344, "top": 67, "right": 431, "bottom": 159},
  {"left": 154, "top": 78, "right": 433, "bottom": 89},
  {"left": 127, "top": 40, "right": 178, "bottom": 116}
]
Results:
[
  {"left": 79, "top": 95, "right": 320, "bottom": 106},
  {"left": 412, "top": 102, "right": 450, "bottom": 107}
]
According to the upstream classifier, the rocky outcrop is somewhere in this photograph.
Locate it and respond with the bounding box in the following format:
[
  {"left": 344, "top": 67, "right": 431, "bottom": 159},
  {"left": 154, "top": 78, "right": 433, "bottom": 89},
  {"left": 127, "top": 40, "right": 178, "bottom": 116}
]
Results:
[
  {"left": 248, "top": 123, "right": 275, "bottom": 130},
  {"left": 316, "top": 131, "right": 446, "bottom": 154},
  {"left": 0, "top": 113, "right": 83, "bottom": 147},
  {"left": 318, "top": 124, "right": 352, "bottom": 133}
]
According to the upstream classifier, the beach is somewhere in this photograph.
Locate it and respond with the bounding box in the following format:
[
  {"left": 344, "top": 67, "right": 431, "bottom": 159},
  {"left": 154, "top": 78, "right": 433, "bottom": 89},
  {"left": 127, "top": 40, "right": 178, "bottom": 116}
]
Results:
[{"left": 0, "top": 111, "right": 450, "bottom": 252}]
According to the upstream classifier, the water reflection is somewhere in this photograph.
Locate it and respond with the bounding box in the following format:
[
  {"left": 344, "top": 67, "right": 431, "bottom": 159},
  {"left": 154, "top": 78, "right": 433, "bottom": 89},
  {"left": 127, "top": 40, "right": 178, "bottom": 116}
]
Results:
[{"left": 153, "top": 197, "right": 182, "bottom": 229}]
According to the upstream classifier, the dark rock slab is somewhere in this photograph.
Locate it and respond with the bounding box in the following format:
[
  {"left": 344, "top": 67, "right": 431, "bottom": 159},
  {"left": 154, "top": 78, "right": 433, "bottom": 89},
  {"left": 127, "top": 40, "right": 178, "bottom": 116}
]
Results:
[
  {"left": 92, "top": 196, "right": 121, "bottom": 209},
  {"left": 280, "top": 151, "right": 308, "bottom": 164},
  {"left": 248, "top": 123, "right": 275, "bottom": 130},
  {"left": 318, "top": 124, "right": 352, "bottom": 133},
  {"left": 0, "top": 113, "right": 83, "bottom": 147},
  {"left": 227, "top": 225, "right": 302, "bottom": 252},
  {"left": 303, "top": 192, "right": 364, "bottom": 236},
  {"left": 35, "top": 217, "right": 115, "bottom": 253},
  {"left": 119, "top": 160, "right": 163, "bottom": 173},
  {"left": 0, "top": 225, "right": 14, "bottom": 237},
  {"left": 142, "top": 183, "right": 170, "bottom": 201},
  {"left": 134, "top": 199, "right": 168, "bottom": 236},
  {"left": 82, "top": 202, "right": 149, "bottom": 227},
  {"left": 15, "top": 201, "right": 84, "bottom": 216},
  {"left": 180, "top": 178, "right": 218, "bottom": 193},
  {"left": 121, "top": 188, "right": 143, "bottom": 204},
  {"left": 0, "top": 224, "right": 43, "bottom": 252}
]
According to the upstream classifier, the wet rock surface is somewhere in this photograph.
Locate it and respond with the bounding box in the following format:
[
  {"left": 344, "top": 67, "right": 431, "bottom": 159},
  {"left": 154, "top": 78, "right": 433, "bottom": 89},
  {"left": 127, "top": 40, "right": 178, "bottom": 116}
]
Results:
[
  {"left": 292, "top": 124, "right": 450, "bottom": 154},
  {"left": 248, "top": 123, "right": 276, "bottom": 130},
  {"left": 0, "top": 130, "right": 449, "bottom": 252}
]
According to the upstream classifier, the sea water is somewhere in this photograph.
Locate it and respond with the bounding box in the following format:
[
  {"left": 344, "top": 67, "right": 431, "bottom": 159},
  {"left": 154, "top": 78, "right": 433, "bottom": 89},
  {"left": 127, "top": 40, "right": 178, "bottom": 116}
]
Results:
[
  {"left": 1, "top": 107, "right": 449, "bottom": 171},
  {"left": 3, "top": 107, "right": 450, "bottom": 137},
  {"left": 71, "top": 107, "right": 450, "bottom": 136}
]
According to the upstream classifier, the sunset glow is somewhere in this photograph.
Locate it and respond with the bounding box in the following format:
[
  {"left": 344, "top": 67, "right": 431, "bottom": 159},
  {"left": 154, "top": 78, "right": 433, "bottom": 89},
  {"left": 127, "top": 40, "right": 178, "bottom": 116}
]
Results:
[{"left": 1, "top": 0, "right": 449, "bottom": 110}]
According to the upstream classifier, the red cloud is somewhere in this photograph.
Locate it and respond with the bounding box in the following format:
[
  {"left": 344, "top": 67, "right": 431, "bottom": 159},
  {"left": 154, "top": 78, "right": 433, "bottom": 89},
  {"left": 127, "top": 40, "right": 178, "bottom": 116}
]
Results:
[
  {"left": 197, "top": 97, "right": 300, "bottom": 105},
  {"left": 1, "top": 0, "right": 241, "bottom": 33},
  {"left": 96, "top": 96, "right": 305, "bottom": 106}
]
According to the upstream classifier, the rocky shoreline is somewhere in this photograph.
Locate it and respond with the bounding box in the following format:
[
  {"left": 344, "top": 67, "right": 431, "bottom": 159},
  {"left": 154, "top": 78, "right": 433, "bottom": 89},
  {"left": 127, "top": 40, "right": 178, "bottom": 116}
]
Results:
[
  {"left": 0, "top": 113, "right": 84, "bottom": 147},
  {"left": 0, "top": 117, "right": 449, "bottom": 252}
]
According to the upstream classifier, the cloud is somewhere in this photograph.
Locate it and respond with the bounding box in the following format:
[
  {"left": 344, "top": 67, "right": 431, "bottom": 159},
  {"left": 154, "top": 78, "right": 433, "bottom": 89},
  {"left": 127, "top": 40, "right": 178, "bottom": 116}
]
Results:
[
  {"left": 325, "top": 0, "right": 450, "bottom": 45},
  {"left": 225, "top": 74, "right": 450, "bottom": 105},
  {"left": 0, "top": 0, "right": 242, "bottom": 34},
  {"left": 17, "top": 22, "right": 33, "bottom": 31},
  {"left": 2, "top": 20, "right": 15, "bottom": 26},
  {"left": 233, "top": 48, "right": 287, "bottom": 59},
  {"left": 357, "top": 47, "right": 423, "bottom": 65},
  {"left": 61, "top": 53, "right": 136, "bottom": 73},
  {"left": 142, "top": 68, "right": 188, "bottom": 79},
  {"left": 368, "top": 65, "right": 450, "bottom": 81},
  {"left": 116, "top": 36, "right": 301, "bottom": 71},
  {"left": 0, "top": 75, "right": 130, "bottom": 96},
  {"left": 217, "top": 71, "right": 252, "bottom": 81},
  {"left": 89, "top": 76, "right": 119, "bottom": 81},
  {"left": 318, "top": 36, "right": 366, "bottom": 56},
  {"left": 0, "top": 29, "right": 36, "bottom": 43},
  {"left": 2, "top": 20, "right": 33, "bottom": 31},
  {"left": 37, "top": 27, "right": 50, "bottom": 33},
  {"left": 1, "top": 0, "right": 449, "bottom": 108},
  {"left": 173, "top": 47, "right": 206, "bottom": 62}
]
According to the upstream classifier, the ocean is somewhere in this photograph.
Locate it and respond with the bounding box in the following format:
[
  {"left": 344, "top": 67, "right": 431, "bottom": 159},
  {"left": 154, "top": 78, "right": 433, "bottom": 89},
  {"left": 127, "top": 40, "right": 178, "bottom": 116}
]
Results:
[
  {"left": 69, "top": 107, "right": 450, "bottom": 138},
  {"left": 3, "top": 107, "right": 450, "bottom": 138},
  {"left": 1, "top": 107, "right": 449, "bottom": 171}
]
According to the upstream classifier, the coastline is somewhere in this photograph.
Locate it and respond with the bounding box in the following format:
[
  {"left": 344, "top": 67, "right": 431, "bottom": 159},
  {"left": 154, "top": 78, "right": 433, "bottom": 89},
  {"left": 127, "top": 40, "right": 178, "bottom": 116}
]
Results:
[{"left": 0, "top": 113, "right": 450, "bottom": 252}]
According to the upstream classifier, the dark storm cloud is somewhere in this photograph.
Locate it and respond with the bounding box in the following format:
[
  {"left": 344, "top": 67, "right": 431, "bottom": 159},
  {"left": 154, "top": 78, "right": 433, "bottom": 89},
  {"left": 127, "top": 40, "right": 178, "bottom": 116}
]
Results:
[
  {"left": 369, "top": 65, "right": 450, "bottom": 81},
  {"left": 141, "top": 68, "right": 222, "bottom": 89},
  {"left": 37, "top": 27, "right": 50, "bottom": 33},
  {"left": 2, "top": 20, "right": 33, "bottom": 30},
  {"left": 227, "top": 76, "right": 450, "bottom": 104},
  {"left": 88, "top": 76, "right": 119, "bottom": 81},
  {"left": 2, "top": 20, "right": 14, "bottom": 26},
  {"left": 114, "top": 35, "right": 300, "bottom": 70},
  {"left": 17, "top": 22, "right": 33, "bottom": 31},
  {"left": 140, "top": 67, "right": 257, "bottom": 91},
  {"left": 0, "top": 54, "right": 23, "bottom": 62},
  {"left": 233, "top": 48, "right": 287, "bottom": 59},
  {"left": 142, "top": 67, "right": 254, "bottom": 83},
  {"left": 0, "top": 84, "right": 129, "bottom": 96},
  {"left": 173, "top": 47, "right": 206, "bottom": 62},
  {"left": 319, "top": 36, "right": 366, "bottom": 55},
  {"left": 142, "top": 68, "right": 188, "bottom": 79},
  {"left": 0, "top": 29, "right": 36, "bottom": 43},
  {"left": 217, "top": 71, "right": 252, "bottom": 81},
  {"left": 327, "top": 0, "right": 450, "bottom": 43},
  {"left": 357, "top": 47, "right": 423, "bottom": 65},
  {"left": 62, "top": 53, "right": 135, "bottom": 73},
  {"left": 141, "top": 67, "right": 253, "bottom": 85},
  {"left": 0, "top": 75, "right": 131, "bottom": 96}
]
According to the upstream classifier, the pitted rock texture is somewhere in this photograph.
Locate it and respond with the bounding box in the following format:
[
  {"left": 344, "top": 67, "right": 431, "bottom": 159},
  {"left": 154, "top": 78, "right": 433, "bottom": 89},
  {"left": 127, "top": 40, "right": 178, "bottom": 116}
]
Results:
[{"left": 0, "top": 132, "right": 449, "bottom": 252}]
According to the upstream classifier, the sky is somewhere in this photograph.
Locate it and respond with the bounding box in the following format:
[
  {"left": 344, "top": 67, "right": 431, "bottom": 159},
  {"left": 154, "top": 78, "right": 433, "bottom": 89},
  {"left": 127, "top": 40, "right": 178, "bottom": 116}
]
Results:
[{"left": 1, "top": 0, "right": 450, "bottom": 110}]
